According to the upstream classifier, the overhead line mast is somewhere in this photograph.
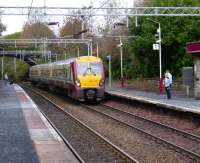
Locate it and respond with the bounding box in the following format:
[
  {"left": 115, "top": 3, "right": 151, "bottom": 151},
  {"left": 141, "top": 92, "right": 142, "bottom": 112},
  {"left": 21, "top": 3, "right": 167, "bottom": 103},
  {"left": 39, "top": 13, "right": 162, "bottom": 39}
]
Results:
[{"left": 28, "top": 0, "right": 34, "bottom": 20}]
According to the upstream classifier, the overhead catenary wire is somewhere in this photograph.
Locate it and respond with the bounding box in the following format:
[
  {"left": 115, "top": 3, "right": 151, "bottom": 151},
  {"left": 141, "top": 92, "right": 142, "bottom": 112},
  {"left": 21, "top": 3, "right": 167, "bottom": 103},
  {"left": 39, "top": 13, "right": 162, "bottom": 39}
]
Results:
[{"left": 28, "top": 0, "right": 34, "bottom": 20}]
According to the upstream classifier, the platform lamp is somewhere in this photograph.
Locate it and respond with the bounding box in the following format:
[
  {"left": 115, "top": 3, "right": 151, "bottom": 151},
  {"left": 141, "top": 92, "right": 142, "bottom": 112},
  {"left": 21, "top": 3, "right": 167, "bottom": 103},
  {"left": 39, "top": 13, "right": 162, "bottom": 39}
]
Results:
[
  {"left": 107, "top": 55, "right": 112, "bottom": 88},
  {"left": 116, "top": 37, "right": 124, "bottom": 87},
  {"left": 146, "top": 18, "right": 163, "bottom": 94},
  {"left": 0, "top": 47, "right": 4, "bottom": 80}
]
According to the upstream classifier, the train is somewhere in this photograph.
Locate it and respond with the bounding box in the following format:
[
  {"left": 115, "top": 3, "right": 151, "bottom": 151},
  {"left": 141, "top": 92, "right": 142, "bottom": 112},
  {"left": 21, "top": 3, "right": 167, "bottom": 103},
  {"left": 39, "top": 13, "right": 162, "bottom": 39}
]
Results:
[{"left": 29, "top": 56, "right": 105, "bottom": 101}]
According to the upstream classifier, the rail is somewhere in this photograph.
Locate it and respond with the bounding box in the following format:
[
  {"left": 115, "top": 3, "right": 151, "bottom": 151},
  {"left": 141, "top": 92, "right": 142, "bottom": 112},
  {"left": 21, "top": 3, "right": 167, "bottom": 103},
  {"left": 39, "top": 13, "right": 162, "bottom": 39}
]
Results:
[
  {"left": 82, "top": 103, "right": 200, "bottom": 161},
  {"left": 22, "top": 84, "right": 139, "bottom": 163}
]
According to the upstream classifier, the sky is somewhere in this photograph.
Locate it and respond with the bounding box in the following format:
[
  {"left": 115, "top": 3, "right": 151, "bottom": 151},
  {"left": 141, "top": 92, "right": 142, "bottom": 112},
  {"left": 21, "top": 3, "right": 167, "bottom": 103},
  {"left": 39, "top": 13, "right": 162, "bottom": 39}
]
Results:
[{"left": 0, "top": 0, "right": 134, "bottom": 35}]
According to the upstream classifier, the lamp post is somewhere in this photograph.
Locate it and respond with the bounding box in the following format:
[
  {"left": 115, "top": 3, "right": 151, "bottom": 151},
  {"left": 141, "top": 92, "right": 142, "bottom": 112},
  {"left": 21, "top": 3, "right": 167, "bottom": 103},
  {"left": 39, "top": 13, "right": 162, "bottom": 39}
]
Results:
[
  {"left": 93, "top": 35, "right": 136, "bottom": 88},
  {"left": 147, "top": 18, "right": 163, "bottom": 94},
  {"left": 81, "top": 15, "right": 85, "bottom": 39},
  {"left": 119, "top": 37, "right": 124, "bottom": 87},
  {"left": 1, "top": 48, "right": 4, "bottom": 80},
  {"left": 107, "top": 55, "right": 112, "bottom": 88},
  {"left": 116, "top": 37, "right": 124, "bottom": 87}
]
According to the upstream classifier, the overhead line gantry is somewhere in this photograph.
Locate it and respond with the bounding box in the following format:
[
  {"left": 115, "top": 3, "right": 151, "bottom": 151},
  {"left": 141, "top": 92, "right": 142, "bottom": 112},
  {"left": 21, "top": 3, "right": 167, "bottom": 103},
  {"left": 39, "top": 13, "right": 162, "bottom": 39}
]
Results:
[{"left": 0, "top": 6, "right": 200, "bottom": 16}]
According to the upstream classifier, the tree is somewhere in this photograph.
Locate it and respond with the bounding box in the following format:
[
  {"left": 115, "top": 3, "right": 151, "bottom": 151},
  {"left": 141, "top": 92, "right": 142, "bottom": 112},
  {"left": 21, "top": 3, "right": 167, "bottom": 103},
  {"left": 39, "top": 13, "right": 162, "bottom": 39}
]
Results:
[
  {"left": 60, "top": 18, "right": 82, "bottom": 38},
  {"left": 20, "top": 22, "right": 56, "bottom": 64},
  {"left": 128, "top": 0, "right": 200, "bottom": 78},
  {"left": 0, "top": 17, "right": 6, "bottom": 36},
  {"left": 21, "top": 22, "right": 55, "bottom": 39},
  {"left": 3, "top": 32, "right": 21, "bottom": 39},
  {"left": 59, "top": 17, "right": 91, "bottom": 58},
  {"left": 95, "top": 0, "right": 131, "bottom": 78}
]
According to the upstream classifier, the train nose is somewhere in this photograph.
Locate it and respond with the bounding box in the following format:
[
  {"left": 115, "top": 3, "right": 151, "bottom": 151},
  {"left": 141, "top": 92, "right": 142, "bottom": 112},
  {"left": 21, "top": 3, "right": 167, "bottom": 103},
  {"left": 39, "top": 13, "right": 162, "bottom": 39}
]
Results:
[
  {"left": 85, "top": 89, "right": 96, "bottom": 99},
  {"left": 79, "top": 75, "right": 101, "bottom": 87}
]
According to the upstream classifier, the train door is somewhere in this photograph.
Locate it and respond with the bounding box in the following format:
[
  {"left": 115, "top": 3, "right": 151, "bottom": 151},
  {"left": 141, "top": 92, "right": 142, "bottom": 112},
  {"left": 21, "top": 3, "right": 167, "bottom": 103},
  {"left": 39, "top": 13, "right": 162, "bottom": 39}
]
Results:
[
  {"left": 70, "top": 62, "right": 75, "bottom": 83},
  {"left": 67, "top": 62, "right": 75, "bottom": 98}
]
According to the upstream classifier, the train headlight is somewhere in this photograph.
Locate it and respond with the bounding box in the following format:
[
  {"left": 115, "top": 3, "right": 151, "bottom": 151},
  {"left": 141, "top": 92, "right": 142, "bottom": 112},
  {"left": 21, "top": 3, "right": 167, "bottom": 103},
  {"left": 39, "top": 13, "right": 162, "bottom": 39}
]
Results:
[
  {"left": 99, "top": 79, "right": 104, "bottom": 86},
  {"left": 75, "top": 79, "right": 81, "bottom": 87}
]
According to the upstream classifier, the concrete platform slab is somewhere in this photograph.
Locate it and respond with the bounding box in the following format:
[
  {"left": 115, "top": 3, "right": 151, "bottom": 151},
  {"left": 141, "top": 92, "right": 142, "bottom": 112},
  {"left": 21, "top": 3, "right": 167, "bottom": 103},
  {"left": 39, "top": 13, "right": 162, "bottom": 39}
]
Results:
[
  {"left": 106, "top": 87, "right": 200, "bottom": 115},
  {"left": 0, "top": 81, "right": 80, "bottom": 163}
]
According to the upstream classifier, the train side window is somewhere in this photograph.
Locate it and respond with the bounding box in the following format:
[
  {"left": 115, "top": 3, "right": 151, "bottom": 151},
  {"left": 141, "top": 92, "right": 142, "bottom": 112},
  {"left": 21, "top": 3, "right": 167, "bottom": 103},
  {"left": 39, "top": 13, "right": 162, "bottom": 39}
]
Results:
[
  {"left": 41, "top": 68, "right": 49, "bottom": 76},
  {"left": 38, "top": 67, "right": 41, "bottom": 76},
  {"left": 49, "top": 65, "right": 52, "bottom": 77},
  {"left": 30, "top": 69, "right": 38, "bottom": 76},
  {"left": 70, "top": 66, "right": 73, "bottom": 81},
  {"left": 52, "top": 67, "right": 56, "bottom": 77},
  {"left": 66, "top": 65, "right": 70, "bottom": 80},
  {"left": 56, "top": 65, "right": 65, "bottom": 79},
  {"left": 56, "top": 69, "right": 62, "bottom": 78}
]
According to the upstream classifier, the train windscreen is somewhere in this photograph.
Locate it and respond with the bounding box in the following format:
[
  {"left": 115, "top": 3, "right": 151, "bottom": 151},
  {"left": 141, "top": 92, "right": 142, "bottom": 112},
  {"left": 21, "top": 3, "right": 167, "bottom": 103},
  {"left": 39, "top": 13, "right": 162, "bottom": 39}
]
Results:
[
  {"left": 77, "top": 62, "right": 101, "bottom": 75},
  {"left": 90, "top": 63, "right": 101, "bottom": 74}
]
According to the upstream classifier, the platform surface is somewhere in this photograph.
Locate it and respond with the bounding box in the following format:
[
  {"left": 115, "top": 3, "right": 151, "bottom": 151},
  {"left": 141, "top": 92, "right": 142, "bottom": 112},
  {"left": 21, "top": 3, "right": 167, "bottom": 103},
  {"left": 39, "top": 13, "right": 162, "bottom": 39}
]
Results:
[
  {"left": 0, "top": 81, "right": 79, "bottom": 163},
  {"left": 106, "top": 86, "right": 200, "bottom": 115}
]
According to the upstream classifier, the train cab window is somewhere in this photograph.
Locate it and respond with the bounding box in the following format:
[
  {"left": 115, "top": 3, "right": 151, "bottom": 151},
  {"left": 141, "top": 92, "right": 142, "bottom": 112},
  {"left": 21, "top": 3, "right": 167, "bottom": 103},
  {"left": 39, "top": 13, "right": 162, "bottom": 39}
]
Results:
[
  {"left": 77, "top": 63, "right": 88, "bottom": 75},
  {"left": 90, "top": 63, "right": 101, "bottom": 74},
  {"left": 77, "top": 62, "right": 101, "bottom": 75}
]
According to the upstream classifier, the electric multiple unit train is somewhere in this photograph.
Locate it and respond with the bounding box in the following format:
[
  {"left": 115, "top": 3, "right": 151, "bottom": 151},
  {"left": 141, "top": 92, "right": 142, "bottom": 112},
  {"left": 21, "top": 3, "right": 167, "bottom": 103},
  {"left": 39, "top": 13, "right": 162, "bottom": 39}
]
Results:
[{"left": 29, "top": 56, "right": 105, "bottom": 101}]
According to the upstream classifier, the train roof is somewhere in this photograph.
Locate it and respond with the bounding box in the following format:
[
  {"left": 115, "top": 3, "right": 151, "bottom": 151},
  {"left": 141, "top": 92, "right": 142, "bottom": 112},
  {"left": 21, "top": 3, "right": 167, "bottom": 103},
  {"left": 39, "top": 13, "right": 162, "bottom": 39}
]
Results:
[
  {"left": 76, "top": 56, "right": 101, "bottom": 63},
  {"left": 31, "top": 56, "right": 102, "bottom": 68}
]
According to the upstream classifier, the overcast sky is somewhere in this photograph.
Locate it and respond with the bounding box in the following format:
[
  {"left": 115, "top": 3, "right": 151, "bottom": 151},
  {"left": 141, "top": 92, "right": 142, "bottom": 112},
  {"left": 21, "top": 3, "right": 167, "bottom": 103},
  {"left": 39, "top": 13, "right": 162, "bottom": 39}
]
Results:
[{"left": 0, "top": 0, "right": 134, "bottom": 35}]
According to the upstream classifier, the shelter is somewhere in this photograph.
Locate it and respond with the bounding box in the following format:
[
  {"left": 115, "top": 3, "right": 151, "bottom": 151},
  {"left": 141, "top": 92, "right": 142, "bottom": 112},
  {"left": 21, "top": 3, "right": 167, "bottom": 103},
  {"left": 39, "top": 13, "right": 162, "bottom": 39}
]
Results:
[{"left": 186, "top": 42, "right": 200, "bottom": 99}]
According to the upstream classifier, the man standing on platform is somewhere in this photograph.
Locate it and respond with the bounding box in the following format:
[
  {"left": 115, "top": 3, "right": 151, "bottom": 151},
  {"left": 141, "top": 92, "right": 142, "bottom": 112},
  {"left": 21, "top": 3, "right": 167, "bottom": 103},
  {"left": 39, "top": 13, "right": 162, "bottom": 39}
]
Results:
[
  {"left": 164, "top": 70, "right": 172, "bottom": 99},
  {"left": 4, "top": 72, "right": 9, "bottom": 85},
  {"left": 165, "top": 70, "right": 172, "bottom": 88},
  {"left": 4, "top": 72, "right": 8, "bottom": 81}
]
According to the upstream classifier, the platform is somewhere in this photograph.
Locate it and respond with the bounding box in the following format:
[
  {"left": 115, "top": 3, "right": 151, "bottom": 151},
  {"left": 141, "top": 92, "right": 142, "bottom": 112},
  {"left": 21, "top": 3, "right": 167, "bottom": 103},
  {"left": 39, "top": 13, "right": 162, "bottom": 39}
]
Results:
[
  {"left": 106, "top": 86, "right": 200, "bottom": 115},
  {"left": 0, "top": 81, "right": 79, "bottom": 163}
]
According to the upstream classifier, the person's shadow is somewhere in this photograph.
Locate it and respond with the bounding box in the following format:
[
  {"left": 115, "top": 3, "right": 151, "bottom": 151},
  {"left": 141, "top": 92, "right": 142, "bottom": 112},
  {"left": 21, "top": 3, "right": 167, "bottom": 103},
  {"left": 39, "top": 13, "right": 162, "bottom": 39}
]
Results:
[{"left": 9, "top": 80, "right": 14, "bottom": 85}]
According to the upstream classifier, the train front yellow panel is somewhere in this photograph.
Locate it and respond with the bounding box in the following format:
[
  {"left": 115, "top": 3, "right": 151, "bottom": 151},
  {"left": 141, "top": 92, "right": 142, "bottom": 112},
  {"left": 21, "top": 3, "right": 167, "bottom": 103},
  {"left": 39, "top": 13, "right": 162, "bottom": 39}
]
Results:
[
  {"left": 76, "top": 56, "right": 101, "bottom": 63},
  {"left": 78, "top": 74, "right": 101, "bottom": 87}
]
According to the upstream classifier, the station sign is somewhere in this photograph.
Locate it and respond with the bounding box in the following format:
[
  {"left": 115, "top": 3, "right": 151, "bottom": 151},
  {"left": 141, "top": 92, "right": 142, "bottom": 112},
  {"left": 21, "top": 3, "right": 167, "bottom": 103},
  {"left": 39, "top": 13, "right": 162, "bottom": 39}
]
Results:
[
  {"left": 186, "top": 42, "right": 200, "bottom": 54},
  {"left": 153, "top": 43, "right": 159, "bottom": 50}
]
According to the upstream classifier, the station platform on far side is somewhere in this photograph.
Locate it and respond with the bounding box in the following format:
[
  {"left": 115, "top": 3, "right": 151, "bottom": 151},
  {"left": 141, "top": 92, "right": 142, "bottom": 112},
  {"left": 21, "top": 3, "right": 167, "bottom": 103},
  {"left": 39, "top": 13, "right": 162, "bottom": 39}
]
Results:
[
  {"left": 106, "top": 86, "right": 200, "bottom": 115},
  {"left": 0, "top": 80, "right": 80, "bottom": 163}
]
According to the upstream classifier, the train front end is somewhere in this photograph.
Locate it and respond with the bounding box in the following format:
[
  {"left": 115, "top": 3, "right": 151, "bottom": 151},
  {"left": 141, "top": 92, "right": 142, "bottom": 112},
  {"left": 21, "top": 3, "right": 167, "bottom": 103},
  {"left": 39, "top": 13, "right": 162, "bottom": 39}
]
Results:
[{"left": 74, "top": 56, "right": 105, "bottom": 101}]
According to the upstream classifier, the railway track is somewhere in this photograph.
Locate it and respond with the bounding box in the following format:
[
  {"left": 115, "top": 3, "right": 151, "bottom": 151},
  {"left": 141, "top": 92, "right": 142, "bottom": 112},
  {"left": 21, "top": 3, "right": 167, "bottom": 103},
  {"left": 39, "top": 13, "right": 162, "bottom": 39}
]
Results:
[
  {"left": 22, "top": 85, "right": 138, "bottom": 163},
  {"left": 82, "top": 103, "right": 200, "bottom": 161},
  {"left": 21, "top": 83, "right": 198, "bottom": 162}
]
